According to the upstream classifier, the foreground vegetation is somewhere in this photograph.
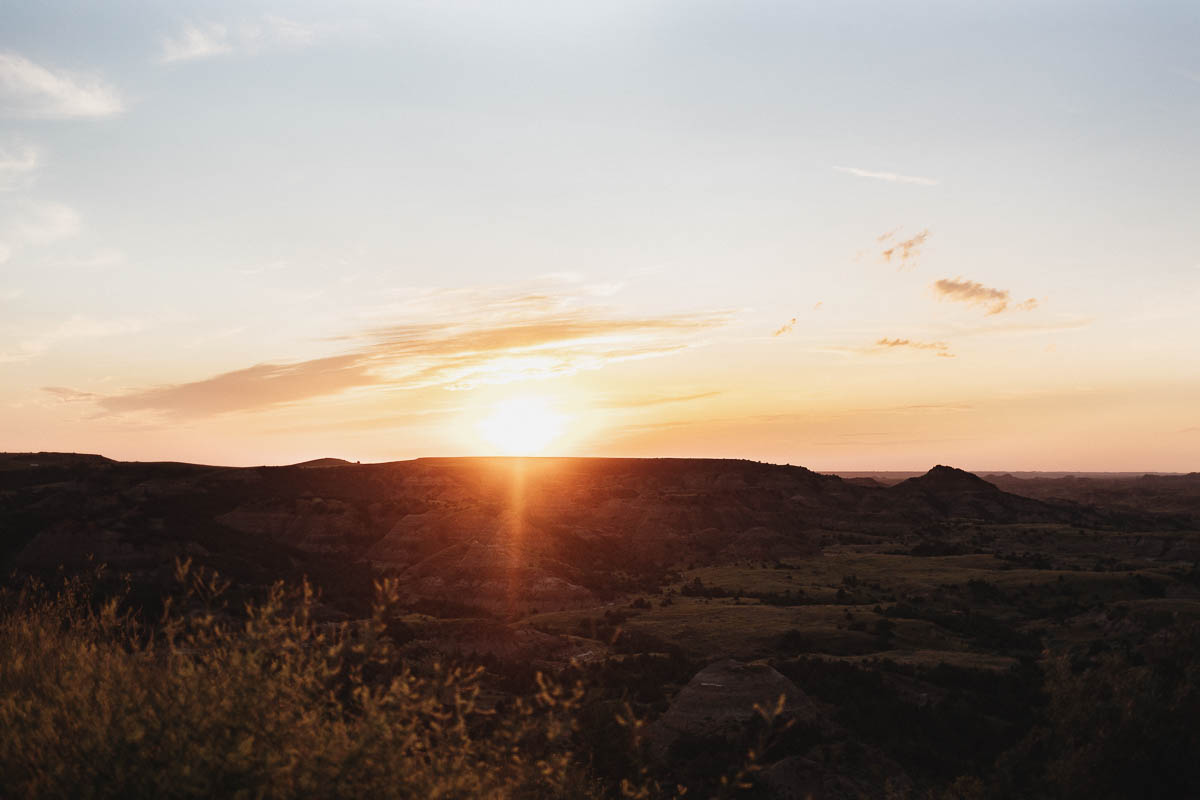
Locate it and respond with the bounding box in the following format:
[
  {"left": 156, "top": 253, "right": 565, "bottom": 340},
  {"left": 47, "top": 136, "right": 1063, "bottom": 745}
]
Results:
[
  {"left": 0, "top": 562, "right": 682, "bottom": 799},
  {"left": 4, "top": 562, "right": 1200, "bottom": 799}
]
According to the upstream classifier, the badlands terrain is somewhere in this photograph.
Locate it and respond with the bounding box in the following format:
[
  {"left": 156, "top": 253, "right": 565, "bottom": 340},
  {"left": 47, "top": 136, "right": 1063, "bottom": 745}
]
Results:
[{"left": 3, "top": 453, "right": 1199, "bottom": 797}]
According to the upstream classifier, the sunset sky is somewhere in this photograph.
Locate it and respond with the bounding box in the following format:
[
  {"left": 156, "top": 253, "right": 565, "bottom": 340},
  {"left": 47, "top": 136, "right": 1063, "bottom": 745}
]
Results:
[{"left": 2, "top": 1, "right": 1198, "bottom": 470}]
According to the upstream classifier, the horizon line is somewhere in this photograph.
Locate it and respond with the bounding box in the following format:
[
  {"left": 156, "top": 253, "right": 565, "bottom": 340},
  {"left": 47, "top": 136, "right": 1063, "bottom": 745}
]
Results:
[{"left": 2, "top": 451, "right": 1193, "bottom": 475}]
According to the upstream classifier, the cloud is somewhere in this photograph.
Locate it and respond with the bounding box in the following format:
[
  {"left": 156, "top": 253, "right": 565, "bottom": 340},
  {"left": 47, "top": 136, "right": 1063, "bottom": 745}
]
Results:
[
  {"left": 97, "top": 288, "right": 732, "bottom": 419},
  {"left": 773, "top": 317, "right": 796, "bottom": 336},
  {"left": 943, "top": 315, "right": 1090, "bottom": 338},
  {"left": 246, "top": 15, "right": 323, "bottom": 47},
  {"left": 0, "top": 140, "right": 39, "bottom": 190},
  {"left": 773, "top": 301, "right": 824, "bottom": 336},
  {"left": 101, "top": 354, "right": 374, "bottom": 417},
  {"left": 834, "top": 166, "right": 938, "bottom": 186},
  {"left": 42, "top": 386, "right": 99, "bottom": 403},
  {"left": 4, "top": 202, "right": 80, "bottom": 245},
  {"left": 360, "top": 282, "right": 624, "bottom": 324},
  {"left": 585, "top": 281, "right": 626, "bottom": 297},
  {"left": 0, "top": 315, "right": 144, "bottom": 363},
  {"left": 933, "top": 277, "right": 1038, "bottom": 315},
  {"left": 881, "top": 402, "right": 973, "bottom": 413},
  {"left": 879, "top": 229, "right": 929, "bottom": 269},
  {"left": 359, "top": 314, "right": 727, "bottom": 388},
  {"left": 53, "top": 248, "right": 126, "bottom": 271},
  {"left": 874, "top": 337, "right": 955, "bottom": 357},
  {"left": 0, "top": 201, "right": 81, "bottom": 263},
  {"left": 160, "top": 23, "right": 234, "bottom": 63},
  {"left": 161, "top": 16, "right": 329, "bottom": 63},
  {"left": 601, "top": 391, "right": 721, "bottom": 409},
  {"left": 265, "top": 405, "right": 463, "bottom": 435},
  {"left": 875, "top": 337, "right": 949, "bottom": 350},
  {"left": 0, "top": 52, "right": 123, "bottom": 118}
]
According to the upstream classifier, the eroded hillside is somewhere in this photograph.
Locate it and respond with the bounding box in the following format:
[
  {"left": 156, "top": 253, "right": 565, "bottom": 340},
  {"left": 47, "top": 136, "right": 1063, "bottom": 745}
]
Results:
[{"left": 3, "top": 454, "right": 1199, "bottom": 796}]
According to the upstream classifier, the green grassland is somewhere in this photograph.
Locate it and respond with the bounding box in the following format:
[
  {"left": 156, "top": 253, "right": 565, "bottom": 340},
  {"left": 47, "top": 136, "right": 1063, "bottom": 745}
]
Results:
[{"left": 526, "top": 521, "right": 1200, "bottom": 672}]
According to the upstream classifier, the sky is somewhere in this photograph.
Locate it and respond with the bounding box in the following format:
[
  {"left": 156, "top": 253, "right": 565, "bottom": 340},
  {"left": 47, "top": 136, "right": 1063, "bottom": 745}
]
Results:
[{"left": 1, "top": 0, "right": 1198, "bottom": 471}]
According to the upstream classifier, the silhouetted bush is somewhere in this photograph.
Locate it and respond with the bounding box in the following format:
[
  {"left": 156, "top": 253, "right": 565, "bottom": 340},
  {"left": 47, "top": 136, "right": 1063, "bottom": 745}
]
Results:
[{"left": 0, "top": 562, "right": 681, "bottom": 799}]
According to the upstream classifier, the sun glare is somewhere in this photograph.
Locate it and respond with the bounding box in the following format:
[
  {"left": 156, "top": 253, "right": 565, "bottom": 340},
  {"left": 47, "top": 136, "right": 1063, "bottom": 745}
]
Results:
[{"left": 478, "top": 395, "right": 567, "bottom": 455}]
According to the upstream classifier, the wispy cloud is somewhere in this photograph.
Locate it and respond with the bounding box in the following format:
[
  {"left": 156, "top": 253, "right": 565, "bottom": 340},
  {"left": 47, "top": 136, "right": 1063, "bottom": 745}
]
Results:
[
  {"left": 601, "top": 391, "right": 721, "bottom": 409},
  {"left": 7, "top": 202, "right": 79, "bottom": 244},
  {"left": 96, "top": 287, "right": 732, "bottom": 419},
  {"left": 772, "top": 300, "right": 824, "bottom": 336},
  {"left": 53, "top": 248, "right": 126, "bottom": 271},
  {"left": 879, "top": 229, "right": 929, "bottom": 269},
  {"left": 940, "top": 315, "right": 1091, "bottom": 339},
  {"left": 881, "top": 402, "right": 973, "bottom": 413},
  {"left": 160, "top": 23, "right": 234, "bottom": 63},
  {"left": 933, "top": 277, "right": 1038, "bottom": 315},
  {"left": 42, "top": 386, "right": 100, "bottom": 403},
  {"left": 0, "top": 201, "right": 81, "bottom": 264},
  {"left": 161, "top": 16, "right": 332, "bottom": 63},
  {"left": 0, "top": 315, "right": 144, "bottom": 363},
  {"left": 834, "top": 166, "right": 938, "bottom": 186},
  {"left": 0, "top": 139, "right": 39, "bottom": 190},
  {"left": 247, "top": 15, "right": 324, "bottom": 47},
  {"left": 264, "top": 405, "right": 463, "bottom": 435},
  {"left": 0, "top": 52, "right": 123, "bottom": 118},
  {"left": 874, "top": 337, "right": 955, "bottom": 357},
  {"left": 100, "top": 354, "right": 374, "bottom": 416},
  {"left": 773, "top": 317, "right": 796, "bottom": 337}
]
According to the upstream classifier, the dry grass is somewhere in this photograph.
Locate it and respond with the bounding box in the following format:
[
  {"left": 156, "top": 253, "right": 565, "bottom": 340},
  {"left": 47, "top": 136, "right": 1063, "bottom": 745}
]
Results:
[{"left": 0, "top": 562, "right": 701, "bottom": 800}]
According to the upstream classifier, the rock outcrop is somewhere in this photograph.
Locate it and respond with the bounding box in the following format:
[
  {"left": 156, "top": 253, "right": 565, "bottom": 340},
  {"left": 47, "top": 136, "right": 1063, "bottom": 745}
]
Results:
[{"left": 648, "top": 659, "right": 820, "bottom": 756}]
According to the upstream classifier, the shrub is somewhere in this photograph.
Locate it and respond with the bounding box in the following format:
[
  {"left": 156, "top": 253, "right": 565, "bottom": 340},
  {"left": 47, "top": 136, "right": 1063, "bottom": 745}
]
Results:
[
  {"left": 994, "top": 623, "right": 1200, "bottom": 799},
  {"left": 0, "top": 562, "right": 671, "bottom": 799}
]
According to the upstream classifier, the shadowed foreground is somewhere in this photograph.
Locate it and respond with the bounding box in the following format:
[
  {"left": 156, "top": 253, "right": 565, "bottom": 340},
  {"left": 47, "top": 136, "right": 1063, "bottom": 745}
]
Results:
[
  {"left": 0, "top": 563, "right": 779, "bottom": 799},
  {"left": 3, "top": 456, "right": 1200, "bottom": 797},
  {"left": 4, "top": 564, "right": 1199, "bottom": 799}
]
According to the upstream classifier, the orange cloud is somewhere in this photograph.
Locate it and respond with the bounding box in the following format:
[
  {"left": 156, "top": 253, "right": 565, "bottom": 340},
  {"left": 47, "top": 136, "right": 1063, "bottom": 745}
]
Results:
[
  {"left": 600, "top": 391, "right": 721, "bottom": 409},
  {"left": 98, "top": 354, "right": 374, "bottom": 418},
  {"left": 93, "top": 290, "right": 731, "bottom": 419},
  {"left": 41, "top": 386, "right": 100, "bottom": 402},
  {"left": 933, "top": 277, "right": 1038, "bottom": 315},
  {"left": 880, "top": 229, "right": 929, "bottom": 269},
  {"left": 773, "top": 317, "right": 797, "bottom": 336},
  {"left": 874, "top": 337, "right": 955, "bottom": 357}
]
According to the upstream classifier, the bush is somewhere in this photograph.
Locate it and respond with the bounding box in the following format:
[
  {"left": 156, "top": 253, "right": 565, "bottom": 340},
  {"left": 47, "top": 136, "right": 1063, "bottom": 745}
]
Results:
[
  {"left": 994, "top": 623, "right": 1200, "bottom": 799},
  {"left": 0, "top": 562, "right": 671, "bottom": 799}
]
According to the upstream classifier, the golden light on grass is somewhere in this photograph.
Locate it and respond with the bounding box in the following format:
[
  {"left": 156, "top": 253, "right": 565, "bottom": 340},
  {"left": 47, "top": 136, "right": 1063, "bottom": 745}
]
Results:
[{"left": 477, "top": 395, "right": 567, "bottom": 455}]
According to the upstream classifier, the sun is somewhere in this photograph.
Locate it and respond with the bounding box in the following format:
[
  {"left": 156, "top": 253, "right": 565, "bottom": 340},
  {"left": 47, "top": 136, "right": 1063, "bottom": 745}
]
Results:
[{"left": 477, "top": 395, "right": 567, "bottom": 455}]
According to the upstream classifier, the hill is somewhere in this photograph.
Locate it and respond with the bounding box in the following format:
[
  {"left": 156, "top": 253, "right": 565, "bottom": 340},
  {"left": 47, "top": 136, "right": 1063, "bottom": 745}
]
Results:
[
  {"left": 3, "top": 454, "right": 1199, "bottom": 796},
  {"left": 289, "top": 457, "right": 356, "bottom": 468}
]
